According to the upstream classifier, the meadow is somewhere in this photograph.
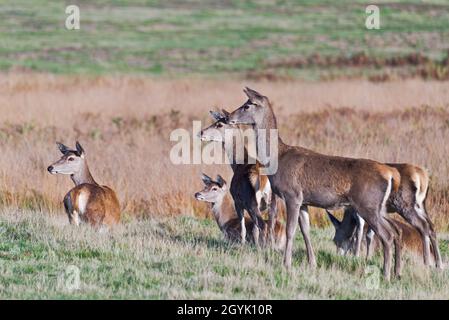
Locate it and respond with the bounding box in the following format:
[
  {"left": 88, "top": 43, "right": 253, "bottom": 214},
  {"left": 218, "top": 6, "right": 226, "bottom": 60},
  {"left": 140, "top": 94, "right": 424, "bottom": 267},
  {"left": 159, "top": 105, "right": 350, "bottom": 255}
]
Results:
[
  {"left": 1, "top": 207, "right": 449, "bottom": 299},
  {"left": 1, "top": 75, "right": 449, "bottom": 298},
  {"left": 1, "top": 0, "right": 449, "bottom": 299},
  {"left": 1, "top": 0, "right": 448, "bottom": 78}
]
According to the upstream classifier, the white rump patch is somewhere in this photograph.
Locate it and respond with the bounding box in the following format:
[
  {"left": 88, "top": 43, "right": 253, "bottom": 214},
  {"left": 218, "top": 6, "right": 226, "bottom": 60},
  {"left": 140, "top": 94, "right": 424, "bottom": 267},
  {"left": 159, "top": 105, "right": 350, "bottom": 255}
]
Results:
[
  {"left": 381, "top": 175, "right": 392, "bottom": 214},
  {"left": 77, "top": 192, "right": 89, "bottom": 215},
  {"left": 255, "top": 190, "right": 263, "bottom": 208},
  {"left": 414, "top": 173, "right": 426, "bottom": 208},
  {"left": 262, "top": 179, "right": 271, "bottom": 200}
]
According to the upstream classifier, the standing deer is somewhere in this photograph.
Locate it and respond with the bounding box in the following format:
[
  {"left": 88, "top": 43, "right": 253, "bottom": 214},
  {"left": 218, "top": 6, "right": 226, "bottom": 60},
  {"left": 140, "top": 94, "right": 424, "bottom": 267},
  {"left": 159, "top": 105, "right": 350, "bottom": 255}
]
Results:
[
  {"left": 194, "top": 173, "right": 285, "bottom": 250},
  {"left": 328, "top": 163, "right": 442, "bottom": 267},
  {"left": 327, "top": 208, "right": 432, "bottom": 263},
  {"left": 47, "top": 142, "right": 120, "bottom": 228},
  {"left": 199, "top": 110, "right": 278, "bottom": 246},
  {"left": 227, "top": 87, "right": 402, "bottom": 280}
]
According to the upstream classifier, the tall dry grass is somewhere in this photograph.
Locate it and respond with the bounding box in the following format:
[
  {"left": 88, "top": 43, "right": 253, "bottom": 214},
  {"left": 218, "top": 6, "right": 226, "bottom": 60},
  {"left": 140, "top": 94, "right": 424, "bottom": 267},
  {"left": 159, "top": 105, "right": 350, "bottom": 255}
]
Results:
[{"left": 0, "top": 74, "right": 448, "bottom": 230}]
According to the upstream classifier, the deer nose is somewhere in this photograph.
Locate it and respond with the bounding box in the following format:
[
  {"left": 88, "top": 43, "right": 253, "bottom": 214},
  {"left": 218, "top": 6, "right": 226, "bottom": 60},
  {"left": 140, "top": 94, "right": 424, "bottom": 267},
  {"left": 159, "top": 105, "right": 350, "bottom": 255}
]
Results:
[
  {"left": 47, "top": 166, "right": 54, "bottom": 173},
  {"left": 194, "top": 192, "right": 200, "bottom": 199}
]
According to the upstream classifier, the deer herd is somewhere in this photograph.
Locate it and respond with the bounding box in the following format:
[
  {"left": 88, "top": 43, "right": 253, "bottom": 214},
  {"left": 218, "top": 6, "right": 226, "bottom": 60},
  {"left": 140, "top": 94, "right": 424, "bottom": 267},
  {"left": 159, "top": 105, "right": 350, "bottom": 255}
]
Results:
[{"left": 47, "top": 87, "right": 443, "bottom": 282}]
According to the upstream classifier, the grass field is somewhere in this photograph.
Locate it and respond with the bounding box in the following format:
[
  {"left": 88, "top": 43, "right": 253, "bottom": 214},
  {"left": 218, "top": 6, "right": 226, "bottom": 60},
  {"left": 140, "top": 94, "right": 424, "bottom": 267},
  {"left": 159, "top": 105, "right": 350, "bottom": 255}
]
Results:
[
  {"left": 1, "top": 207, "right": 449, "bottom": 299},
  {"left": 1, "top": 0, "right": 448, "bottom": 78}
]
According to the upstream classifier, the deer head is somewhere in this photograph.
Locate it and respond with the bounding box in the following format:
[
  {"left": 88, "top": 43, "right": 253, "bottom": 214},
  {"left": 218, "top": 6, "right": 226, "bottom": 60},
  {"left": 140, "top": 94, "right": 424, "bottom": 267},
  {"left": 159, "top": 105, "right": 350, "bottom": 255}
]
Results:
[
  {"left": 199, "top": 109, "right": 233, "bottom": 142},
  {"left": 227, "top": 87, "right": 270, "bottom": 126},
  {"left": 194, "top": 173, "right": 227, "bottom": 203},
  {"left": 47, "top": 141, "right": 86, "bottom": 175},
  {"left": 327, "top": 210, "right": 358, "bottom": 256}
]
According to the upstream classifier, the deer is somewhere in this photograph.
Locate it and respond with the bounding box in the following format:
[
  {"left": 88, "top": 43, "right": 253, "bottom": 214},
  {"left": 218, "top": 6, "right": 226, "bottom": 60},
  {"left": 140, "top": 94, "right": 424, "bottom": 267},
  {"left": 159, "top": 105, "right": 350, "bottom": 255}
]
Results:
[
  {"left": 194, "top": 173, "right": 286, "bottom": 250},
  {"left": 327, "top": 163, "right": 442, "bottom": 267},
  {"left": 327, "top": 207, "right": 432, "bottom": 263},
  {"left": 227, "top": 87, "right": 402, "bottom": 280},
  {"left": 47, "top": 142, "right": 120, "bottom": 228},
  {"left": 199, "top": 110, "right": 278, "bottom": 247}
]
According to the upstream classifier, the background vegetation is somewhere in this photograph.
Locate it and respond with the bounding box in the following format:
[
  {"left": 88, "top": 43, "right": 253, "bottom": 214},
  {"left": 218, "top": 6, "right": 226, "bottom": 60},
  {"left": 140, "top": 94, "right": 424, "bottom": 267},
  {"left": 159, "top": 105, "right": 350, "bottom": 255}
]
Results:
[{"left": 1, "top": 0, "right": 448, "bottom": 78}]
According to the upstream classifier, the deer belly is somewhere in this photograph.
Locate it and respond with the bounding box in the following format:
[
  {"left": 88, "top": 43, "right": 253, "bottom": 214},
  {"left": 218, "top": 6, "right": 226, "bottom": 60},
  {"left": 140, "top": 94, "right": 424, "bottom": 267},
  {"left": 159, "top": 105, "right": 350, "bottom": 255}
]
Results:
[{"left": 304, "top": 189, "right": 348, "bottom": 210}]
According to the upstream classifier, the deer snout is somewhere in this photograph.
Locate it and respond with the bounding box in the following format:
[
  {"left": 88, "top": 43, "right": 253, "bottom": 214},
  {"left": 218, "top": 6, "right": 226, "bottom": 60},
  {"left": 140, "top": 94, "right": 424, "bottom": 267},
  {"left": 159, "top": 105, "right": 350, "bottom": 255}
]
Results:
[{"left": 194, "top": 192, "right": 204, "bottom": 200}]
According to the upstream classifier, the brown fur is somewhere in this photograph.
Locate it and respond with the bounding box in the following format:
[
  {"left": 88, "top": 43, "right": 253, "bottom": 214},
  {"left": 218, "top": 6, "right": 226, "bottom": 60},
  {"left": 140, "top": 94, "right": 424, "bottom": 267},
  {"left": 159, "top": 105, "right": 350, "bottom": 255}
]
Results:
[
  {"left": 364, "top": 218, "right": 431, "bottom": 259},
  {"left": 228, "top": 87, "right": 403, "bottom": 280},
  {"left": 195, "top": 175, "right": 285, "bottom": 249},
  {"left": 200, "top": 113, "right": 278, "bottom": 246},
  {"left": 49, "top": 142, "right": 121, "bottom": 229},
  {"left": 65, "top": 184, "right": 120, "bottom": 227}
]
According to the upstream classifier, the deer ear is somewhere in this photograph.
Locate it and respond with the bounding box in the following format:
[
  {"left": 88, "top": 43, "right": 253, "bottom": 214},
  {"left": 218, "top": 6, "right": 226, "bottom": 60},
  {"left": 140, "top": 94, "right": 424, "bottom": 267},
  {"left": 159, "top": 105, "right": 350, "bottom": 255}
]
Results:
[
  {"left": 326, "top": 210, "right": 341, "bottom": 229},
  {"left": 243, "top": 87, "right": 265, "bottom": 104},
  {"left": 201, "top": 173, "right": 213, "bottom": 185},
  {"left": 216, "top": 175, "right": 226, "bottom": 188},
  {"left": 209, "top": 110, "right": 224, "bottom": 122},
  {"left": 56, "top": 142, "right": 69, "bottom": 155},
  {"left": 75, "top": 141, "right": 85, "bottom": 158},
  {"left": 221, "top": 109, "right": 230, "bottom": 121}
]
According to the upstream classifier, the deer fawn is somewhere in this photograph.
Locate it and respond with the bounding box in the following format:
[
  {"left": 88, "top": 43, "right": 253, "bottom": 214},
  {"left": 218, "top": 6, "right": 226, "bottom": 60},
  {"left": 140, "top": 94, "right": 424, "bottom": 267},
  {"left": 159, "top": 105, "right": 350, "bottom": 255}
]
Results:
[
  {"left": 328, "top": 163, "right": 442, "bottom": 267},
  {"left": 227, "top": 87, "right": 402, "bottom": 280},
  {"left": 47, "top": 142, "right": 120, "bottom": 228},
  {"left": 199, "top": 110, "right": 278, "bottom": 247},
  {"left": 194, "top": 173, "right": 285, "bottom": 249},
  {"left": 327, "top": 207, "right": 432, "bottom": 263}
]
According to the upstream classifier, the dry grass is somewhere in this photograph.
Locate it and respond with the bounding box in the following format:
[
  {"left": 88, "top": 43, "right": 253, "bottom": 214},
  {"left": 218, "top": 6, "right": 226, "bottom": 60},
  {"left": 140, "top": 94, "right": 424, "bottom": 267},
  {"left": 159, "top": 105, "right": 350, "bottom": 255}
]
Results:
[{"left": 0, "top": 74, "right": 449, "bottom": 231}]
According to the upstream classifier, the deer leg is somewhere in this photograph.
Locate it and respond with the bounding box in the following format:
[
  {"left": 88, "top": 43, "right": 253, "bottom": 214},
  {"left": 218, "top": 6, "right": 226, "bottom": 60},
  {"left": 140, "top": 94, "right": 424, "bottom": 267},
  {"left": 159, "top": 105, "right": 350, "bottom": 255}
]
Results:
[
  {"left": 299, "top": 205, "right": 316, "bottom": 268},
  {"left": 356, "top": 207, "right": 394, "bottom": 281},
  {"left": 268, "top": 192, "right": 278, "bottom": 247},
  {"left": 354, "top": 213, "right": 365, "bottom": 257},
  {"left": 247, "top": 205, "right": 266, "bottom": 248},
  {"left": 421, "top": 204, "right": 443, "bottom": 269},
  {"left": 235, "top": 205, "right": 246, "bottom": 244},
  {"left": 283, "top": 197, "right": 301, "bottom": 270},
  {"left": 365, "top": 228, "right": 375, "bottom": 260},
  {"left": 428, "top": 227, "right": 443, "bottom": 269},
  {"left": 385, "top": 217, "right": 403, "bottom": 278},
  {"left": 398, "top": 207, "right": 432, "bottom": 267}
]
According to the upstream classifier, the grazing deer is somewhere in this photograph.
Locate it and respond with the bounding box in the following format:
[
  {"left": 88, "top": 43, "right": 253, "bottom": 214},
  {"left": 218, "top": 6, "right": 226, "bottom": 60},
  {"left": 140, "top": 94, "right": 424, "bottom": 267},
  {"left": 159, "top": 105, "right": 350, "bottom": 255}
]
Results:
[
  {"left": 327, "top": 208, "right": 432, "bottom": 262},
  {"left": 227, "top": 87, "right": 402, "bottom": 280},
  {"left": 199, "top": 110, "right": 278, "bottom": 247},
  {"left": 194, "top": 173, "right": 285, "bottom": 250},
  {"left": 47, "top": 142, "right": 120, "bottom": 228},
  {"left": 329, "top": 163, "right": 442, "bottom": 267}
]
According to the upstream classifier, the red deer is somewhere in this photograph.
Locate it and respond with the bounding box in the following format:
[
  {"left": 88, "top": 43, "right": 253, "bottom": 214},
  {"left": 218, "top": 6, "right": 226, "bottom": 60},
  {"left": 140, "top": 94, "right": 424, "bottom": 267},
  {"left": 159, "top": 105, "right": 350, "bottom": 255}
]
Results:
[
  {"left": 195, "top": 173, "right": 285, "bottom": 250},
  {"left": 327, "top": 208, "right": 433, "bottom": 263},
  {"left": 47, "top": 142, "right": 120, "bottom": 228},
  {"left": 227, "top": 87, "right": 402, "bottom": 280},
  {"left": 328, "top": 163, "right": 442, "bottom": 267},
  {"left": 199, "top": 110, "right": 278, "bottom": 247}
]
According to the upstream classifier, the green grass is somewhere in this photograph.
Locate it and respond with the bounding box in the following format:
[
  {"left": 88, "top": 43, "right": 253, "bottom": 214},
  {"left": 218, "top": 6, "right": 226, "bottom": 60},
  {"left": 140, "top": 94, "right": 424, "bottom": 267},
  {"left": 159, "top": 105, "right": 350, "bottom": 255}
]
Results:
[
  {"left": 1, "top": 208, "right": 448, "bottom": 299},
  {"left": 0, "top": 0, "right": 448, "bottom": 76}
]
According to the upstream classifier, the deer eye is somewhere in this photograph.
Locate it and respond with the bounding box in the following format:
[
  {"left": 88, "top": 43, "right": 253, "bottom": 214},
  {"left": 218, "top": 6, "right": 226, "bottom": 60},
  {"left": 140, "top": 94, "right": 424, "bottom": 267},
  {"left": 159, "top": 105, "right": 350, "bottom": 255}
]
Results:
[
  {"left": 243, "top": 104, "right": 250, "bottom": 110},
  {"left": 211, "top": 187, "right": 218, "bottom": 191},
  {"left": 68, "top": 157, "right": 75, "bottom": 161},
  {"left": 216, "top": 123, "right": 223, "bottom": 128}
]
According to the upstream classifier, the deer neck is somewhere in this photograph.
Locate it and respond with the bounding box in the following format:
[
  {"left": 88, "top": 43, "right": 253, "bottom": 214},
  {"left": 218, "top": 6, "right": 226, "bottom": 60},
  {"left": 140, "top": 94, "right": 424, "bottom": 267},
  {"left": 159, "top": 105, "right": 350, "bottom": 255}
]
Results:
[
  {"left": 253, "top": 105, "right": 288, "bottom": 161},
  {"left": 221, "top": 127, "right": 252, "bottom": 172},
  {"left": 71, "top": 161, "right": 98, "bottom": 186},
  {"left": 210, "top": 193, "right": 234, "bottom": 229}
]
